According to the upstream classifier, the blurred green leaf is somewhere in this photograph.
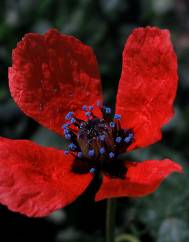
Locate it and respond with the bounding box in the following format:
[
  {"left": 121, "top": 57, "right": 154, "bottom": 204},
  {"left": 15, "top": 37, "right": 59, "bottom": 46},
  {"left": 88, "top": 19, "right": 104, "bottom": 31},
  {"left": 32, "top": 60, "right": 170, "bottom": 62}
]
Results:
[{"left": 32, "top": 126, "right": 65, "bottom": 149}]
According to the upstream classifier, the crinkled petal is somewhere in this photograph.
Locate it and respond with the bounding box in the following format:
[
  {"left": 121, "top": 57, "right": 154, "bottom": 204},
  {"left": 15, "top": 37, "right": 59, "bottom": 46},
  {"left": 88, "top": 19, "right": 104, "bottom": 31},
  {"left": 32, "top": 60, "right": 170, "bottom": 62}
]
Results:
[
  {"left": 9, "top": 29, "right": 102, "bottom": 136},
  {"left": 116, "top": 27, "right": 178, "bottom": 150},
  {"left": 96, "top": 159, "right": 182, "bottom": 201},
  {"left": 0, "top": 138, "right": 92, "bottom": 217}
]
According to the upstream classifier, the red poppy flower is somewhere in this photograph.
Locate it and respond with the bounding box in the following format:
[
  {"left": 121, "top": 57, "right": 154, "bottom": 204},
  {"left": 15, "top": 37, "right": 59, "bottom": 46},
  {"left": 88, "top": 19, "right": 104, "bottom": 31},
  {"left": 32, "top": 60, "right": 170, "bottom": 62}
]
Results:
[{"left": 0, "top": 27, "right": 182, "bottom": 217}]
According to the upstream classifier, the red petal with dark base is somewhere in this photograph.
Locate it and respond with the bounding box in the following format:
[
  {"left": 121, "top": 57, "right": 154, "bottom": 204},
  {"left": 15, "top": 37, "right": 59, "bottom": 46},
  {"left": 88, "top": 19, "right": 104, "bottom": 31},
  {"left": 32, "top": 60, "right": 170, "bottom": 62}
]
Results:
[
  {"left": 95, "top": 159, "right": 182, "bottom": 201},
  {"left": 9, "top": 29, "right": 102, "bottom": 136},
  {"left": 116, "top": 27, "right": 178, "bottom": 150},
  {"left": 0, "top": 138, "right": 92, "bottom": 217}
]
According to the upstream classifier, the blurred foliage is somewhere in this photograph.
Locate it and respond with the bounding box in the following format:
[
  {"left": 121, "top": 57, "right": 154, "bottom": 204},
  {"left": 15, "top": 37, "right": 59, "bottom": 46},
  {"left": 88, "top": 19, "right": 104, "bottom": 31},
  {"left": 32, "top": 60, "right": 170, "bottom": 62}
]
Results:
[{"left": 0, "top": 0, "right": 189, "bottom": 242}]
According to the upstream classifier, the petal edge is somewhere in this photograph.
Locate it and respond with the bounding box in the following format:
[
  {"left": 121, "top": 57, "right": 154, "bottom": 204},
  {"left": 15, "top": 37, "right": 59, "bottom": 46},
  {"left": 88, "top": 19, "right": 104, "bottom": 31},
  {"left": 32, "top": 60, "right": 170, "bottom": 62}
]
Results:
[
  {"left": 0, "top": 137, "right": 92, "bottom": 217},
  {"left": 116, "top": 27, "right": 178, "bottom": 150},
  {"left": 96, "top": 159, "right": 182, "bottom": 201},
  {"left": 9, "top": 29, "right": 102, "bottom": 136}
]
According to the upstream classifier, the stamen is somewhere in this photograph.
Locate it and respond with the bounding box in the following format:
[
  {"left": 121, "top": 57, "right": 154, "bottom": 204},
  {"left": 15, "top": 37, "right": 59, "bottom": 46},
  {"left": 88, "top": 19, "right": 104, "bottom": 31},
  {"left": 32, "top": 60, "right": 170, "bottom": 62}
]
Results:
[
  {"left": 77, "top": 152, "right": 83, "bottom": 158},
  {"left": 65, "top": 111, "right": 74, "bottom": 120},
  {"left": 105, "top": 107, "right": 111, "bottom": 114},
  {"left": 129, "top": 133, "right": 134, "bottom": 139},
  {"left": 89, "top": 167, "right": 96, "bottom": 174},
  {"left": 82, "top": 105, "right": 87, "bottom": 111},
  {"left": 64, "top": 129, "right": 70, "bottom": 134},
  {"left": 109, "top": 152, "right": 115, "bottom": 158},
  {"left": 88, "top": 149, "right": 95, "bottom": 157},
  {"left": 99, "top": 147, "right": 105, "bottom": 155},
  {"left": 80, "top": 122, "right": 85, "bottom": 128},
  {"left": 64, "top": 150, "right": 69, "bottom": 155},
  {"left": 114, "top": 114, "right": 122, "bottom": 120},
  {"left": 89, "top": 106, "right": 94, "bottom": 111},
  {"left": 68, "top": 103, "right": 134, "bottom": 178},
  {"left": 85, "top": 111, "right": 91, "bottom": 117},
  {"left": 110, "top": 122, "right": 115, "bottom": 128},
  {"left": 115, "top": 137, "right": 122, "bottom": 143},
  {"left": 69, "top": 143, "right": 77, "bottom": 150},
  {"left": 62, "top": 123, "right": 69, "bottom": 129},
  {"left": 99, "top": 134, "right": 105, "bottom": 141},
  {"left": 70, "top": 118, "right": 76, "bottom": 124},
  {"left": 124, "top": 133, "right": 134, "bottom": 143},
  {"left": 65, "top": 134, "right": 71, "bottom": 140}
]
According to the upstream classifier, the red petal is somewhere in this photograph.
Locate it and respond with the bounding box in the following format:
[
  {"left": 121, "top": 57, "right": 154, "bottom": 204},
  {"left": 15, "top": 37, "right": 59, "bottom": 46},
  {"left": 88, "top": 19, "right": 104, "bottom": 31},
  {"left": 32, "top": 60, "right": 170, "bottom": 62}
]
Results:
[
  {"left": 0, "top": 138, "right": 92, "bottom": 217},
  {"left": 95, "top": 159, "right": 182, "bottom": 201},
  {"left": 9, "top": 29, "right": 102, "bottom": 136},
  {"left": 116, "top": 27, "right": 178, "bottom": 149}
]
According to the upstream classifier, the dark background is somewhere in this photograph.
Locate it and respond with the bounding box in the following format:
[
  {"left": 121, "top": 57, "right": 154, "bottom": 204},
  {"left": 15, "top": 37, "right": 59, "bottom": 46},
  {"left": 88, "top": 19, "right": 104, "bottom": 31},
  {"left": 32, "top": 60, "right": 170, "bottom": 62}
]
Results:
[{"left": 0, "top": 0, "right": 189, "bottom": 242}]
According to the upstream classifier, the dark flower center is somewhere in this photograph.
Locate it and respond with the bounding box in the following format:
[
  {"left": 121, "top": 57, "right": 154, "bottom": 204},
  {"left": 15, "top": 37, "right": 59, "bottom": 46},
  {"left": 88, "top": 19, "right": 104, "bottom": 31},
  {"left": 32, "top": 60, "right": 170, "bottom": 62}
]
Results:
[
  {"left": 62, "top": 103, "right": 134, "bottom": 179},
  {"left": 77, "top": 118, "right": 113, "bottom": 158}
]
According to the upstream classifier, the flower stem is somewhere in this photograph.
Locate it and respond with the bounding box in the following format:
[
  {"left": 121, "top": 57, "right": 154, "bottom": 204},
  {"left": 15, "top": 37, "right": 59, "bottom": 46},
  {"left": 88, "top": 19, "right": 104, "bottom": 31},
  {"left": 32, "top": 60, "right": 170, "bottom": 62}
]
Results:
[
  {"left": 115, "top": 234, "right": 141, "bottom": 242},
  {"left": 106, "top": 198, "right": 117, "bottom": 242}
]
